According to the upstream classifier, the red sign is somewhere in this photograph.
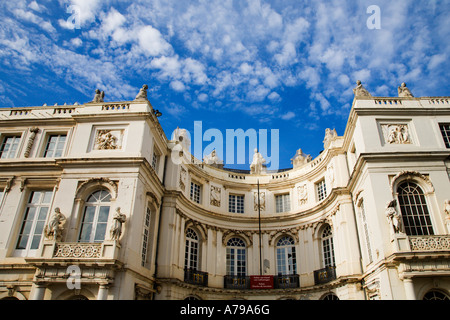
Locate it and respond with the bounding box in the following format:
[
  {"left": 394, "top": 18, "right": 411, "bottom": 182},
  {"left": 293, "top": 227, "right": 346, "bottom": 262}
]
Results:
[{"left": 250, "top": 276, "right": 274, "bottom": 289}]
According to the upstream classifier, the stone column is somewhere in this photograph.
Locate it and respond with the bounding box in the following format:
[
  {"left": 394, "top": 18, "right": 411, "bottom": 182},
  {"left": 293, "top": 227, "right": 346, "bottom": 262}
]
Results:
[
  {"left": 31, "top": 283, "right": 47, "bottom": 300},
  {"left": 97, "top": 283, "right": 109, "bottom": 300},
  {"left": 403, "top": 278, "right": 416, "bottom": 300}
]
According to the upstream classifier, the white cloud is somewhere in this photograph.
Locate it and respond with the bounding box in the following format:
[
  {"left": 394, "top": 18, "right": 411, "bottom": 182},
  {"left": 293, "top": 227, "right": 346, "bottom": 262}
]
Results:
[
  {"left": 170, "top": 80, "right": 185, "bottom": 92},
  {"left": 281, "top": 111, "right": 295, "bottom": 120},
  {"left": 138, "top": 25, "right": 173, "bottom": 57}
]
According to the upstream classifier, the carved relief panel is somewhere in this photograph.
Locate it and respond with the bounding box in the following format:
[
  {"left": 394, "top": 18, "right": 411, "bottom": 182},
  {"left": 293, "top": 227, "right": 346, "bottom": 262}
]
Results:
[
  {"left": 210, "top": 185, "right": 221, "bottom": 207},
  {"left": 90, "top": 126, "right": 126, "bottom": 151},
  {"left": 297, "top": 184, "right": 308, "bottom": 206},
  {"left": 381, "top": 124, "right": 411, "bottom": 145}
]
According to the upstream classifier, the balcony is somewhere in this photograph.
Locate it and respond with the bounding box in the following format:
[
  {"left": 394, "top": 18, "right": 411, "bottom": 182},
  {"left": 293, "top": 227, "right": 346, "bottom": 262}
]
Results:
[
  {"left": 314, "top": 266, "right": 336, "bottom": 285},
  {"left": 274, "top": 274, "right": 300, "bottom": 289},
  {"left": 224, "top": 274, "right": 300, "bottom": 290},
  {"left": 224, "top": 275, "right": 250, "bottom": 289},
  {"left": 184, "top": 268, "right": 208, "bottom": 286}
]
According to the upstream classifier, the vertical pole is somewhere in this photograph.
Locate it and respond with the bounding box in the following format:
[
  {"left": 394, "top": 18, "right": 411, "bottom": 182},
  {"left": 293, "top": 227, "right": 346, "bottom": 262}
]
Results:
[{"left": 258, "top": 180, "right": 262, "bottom": 276}]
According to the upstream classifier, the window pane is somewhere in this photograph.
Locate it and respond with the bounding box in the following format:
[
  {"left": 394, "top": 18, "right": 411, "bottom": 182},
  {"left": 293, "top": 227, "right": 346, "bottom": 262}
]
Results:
[
  {"left": 98, "top": 206, "right": 110, "bottom": 222},
  {"left": 94, "top": 222, "right": 107, "bottom": 242}
]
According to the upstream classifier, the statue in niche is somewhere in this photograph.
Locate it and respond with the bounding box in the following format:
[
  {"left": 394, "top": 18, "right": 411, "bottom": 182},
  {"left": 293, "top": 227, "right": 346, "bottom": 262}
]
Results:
[
  {"left": 92, "top": 89, "right": 105, "bottom": 103},
  {"left": 95, "top": 130, "right": 118, "bottom": 150},
  {"left": 134, "top": 84, "right": 149, "bottom": 101},
  {"left": 398, "top": 82, "right": 414, "bottom": 97},
  {"left": 385, "top": 200, "right": 403, "bottom": 234},
  {"left": 44, "top": 207, "right": 66, "bottom": 241},
  {"left": 110, "top": 207, "right": 127, "bottom": 241},
  {"left": 250, "top": 148, "right": 266, "bottom": 174},
  {"left": 353, "top": 80, "right": 372, "bottom": 97}
]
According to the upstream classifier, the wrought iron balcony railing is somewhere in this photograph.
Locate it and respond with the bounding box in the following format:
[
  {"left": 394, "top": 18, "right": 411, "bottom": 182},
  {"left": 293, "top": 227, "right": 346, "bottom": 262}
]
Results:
[
  {"left": 184, "top": 268, "right": 208, "bottom": 286},
  {"left": 274, "top": 274, "right": 300, "bottom": 289},
  {"left": 314, "top": 266, "right": 336, "bottom": 285},
  {"left": 224, "top": 275, "right": 251, "bottom": 289}
]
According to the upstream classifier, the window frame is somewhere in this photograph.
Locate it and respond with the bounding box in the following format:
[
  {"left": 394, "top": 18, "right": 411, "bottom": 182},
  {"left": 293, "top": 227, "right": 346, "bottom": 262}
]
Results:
[
  {"left": 141, "top": 206, "right": 152, "bottom": 267},
  {"left": 78, "top": 189, "right": 112, "bottom": 243},
  {"left": 275, "top": 193, "right": 291, "bottom": 213},
  {"left": 439, "top": 123, "right": 450, "bottom": 148},
  {"left": 321, "top": 225, "right": 335, "bottom": 268},
  {"left": 0, "top": 134, "right": 22, "bottom": 159},
  {"left": 316, "top": 179, "right": 327, "bottom": 202},
  {"left": 190, "top": 181, "right": 202, "bottom": 204},
  {"left": 43, "top": 134, "right": 67, "bottom": 158},
  {"left": 15, "top": 190, "right": 53, "bottom": 257},
  {"left": 226, "top": 237, "right": 247, "bottom": 277},
  {"left": 276, "top": 236, "right": 297, "bottom": 275},
  {"left": 229, "top": 194, "right": 245, "bottom": 214},
  {"left": 185, "top": 228, "right": 200, "bottom": 270},
  {"left": 397, "top": 181, "right": 434, "bottom": 236}
]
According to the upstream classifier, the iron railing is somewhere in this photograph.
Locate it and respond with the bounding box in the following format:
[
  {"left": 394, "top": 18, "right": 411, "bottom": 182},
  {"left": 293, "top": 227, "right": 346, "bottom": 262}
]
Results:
[
  {"left": 314, "top": 266, "right": 336, "bottom": 285},
  {"left": 184, "top": 268, "right": 208, "bottom": 286}
]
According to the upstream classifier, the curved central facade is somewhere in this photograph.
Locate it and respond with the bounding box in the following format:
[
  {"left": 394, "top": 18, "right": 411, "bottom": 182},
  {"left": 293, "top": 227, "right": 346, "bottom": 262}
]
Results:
[{"left": 0, "top": 88, "right": 449, "bottom": 301}]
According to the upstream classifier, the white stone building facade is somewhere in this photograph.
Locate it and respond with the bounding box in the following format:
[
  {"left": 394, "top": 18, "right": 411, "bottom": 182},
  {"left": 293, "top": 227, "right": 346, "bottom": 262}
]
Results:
[{"left": 0, "top": 89, "right": 449, "bottom": 300}]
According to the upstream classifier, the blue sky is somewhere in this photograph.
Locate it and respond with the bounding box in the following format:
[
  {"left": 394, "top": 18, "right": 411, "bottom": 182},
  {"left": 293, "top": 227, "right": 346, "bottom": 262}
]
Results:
[{"left": 0, "top": 0, "right": 449, "bottom": 170}]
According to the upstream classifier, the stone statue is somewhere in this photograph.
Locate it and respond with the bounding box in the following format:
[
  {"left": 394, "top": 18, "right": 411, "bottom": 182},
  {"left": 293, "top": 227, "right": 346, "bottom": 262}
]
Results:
[
  {"left": 110, "top": 207, "right": 126, "bottom": 241},
  {"left": 92, "top": 89, "right": 105, "bottom": 103},
  {"left": 323, "top": 128, "right": 337, "bottom": 148},
  {"left": 353, "top": 80, "right": 372, "bottom": 97},
  {"left": 398, "top": 82, "right": 414, "bottom": 97},
  {"left": 134, "top": 84, "right": 149, "bottom": 101},
  {"left": 203, "top": 149, "right": 223, "bottom": 168},
  {"left": 385, "top": 200, "right": 403, "bottom": 234},
  {"left": 250, "top": 148, "right": 266, "bottom": 174},
  {"left": 444, "top": 200, "right": 450, "bottom": 233},
  {"left": 44, "top": 207, "right": 66, "bottom": 241},
  {"left": 291, "top": 149, "right": 312, "bottom": 168},
  {"left": 173, "top": 127, "right": 191, "bottom": 150}
]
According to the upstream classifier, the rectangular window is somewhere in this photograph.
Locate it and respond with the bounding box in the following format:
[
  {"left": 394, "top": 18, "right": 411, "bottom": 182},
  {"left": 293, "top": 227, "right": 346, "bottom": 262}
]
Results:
[
  {"left": 151, "top": 152, "right": 159, "bottom": 171},
  {"left": 275, "top": 194, "right": 290, "bottom": 213},
  {"left": 141, "top": 207, "right": 152, "bottom": 267},
  {"left": 229, "top": 194, "right": 245, "bottom": 213},
  {"left": 16, "top": 191, "right": 53, "bottom": 252},
  {"left": 190, "top": 182, "right": 201, "bottom": 204},
  {"left": 358, "top": 200, "right": 373, "bottom": 263},
  {"left": 44, "top": 134, "right": 66, "bottom": 158},
  {"left": 0, "top": 135, "right": 21, "bottom": 159},
  {"left": 316, "top": 179, "right": 327, "bottom": 201},
  {"left": 439, "top": 123, "right": 450, "bottom": 148}
]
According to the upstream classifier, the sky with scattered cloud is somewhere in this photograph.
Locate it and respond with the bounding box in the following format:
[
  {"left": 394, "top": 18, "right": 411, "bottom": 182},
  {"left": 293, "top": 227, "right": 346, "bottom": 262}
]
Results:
[{"left": 0, "top": 0, "right": 449, "bottom": 169}]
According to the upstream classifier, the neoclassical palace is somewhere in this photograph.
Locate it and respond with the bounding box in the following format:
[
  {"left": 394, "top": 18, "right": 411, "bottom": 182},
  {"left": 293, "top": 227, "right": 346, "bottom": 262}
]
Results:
[{"left": 0, "top": 82, "right": 449, "bottom": 300}]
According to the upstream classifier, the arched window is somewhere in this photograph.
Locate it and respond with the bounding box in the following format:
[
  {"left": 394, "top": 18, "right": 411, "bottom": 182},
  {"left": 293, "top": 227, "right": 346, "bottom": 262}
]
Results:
[
  {"left": 397, "top": 181, "right": 434, "bottom": 236},
  {"left": 423, "top": 289, "right": 450, "bottom": 300},
  {"left": 276, "top": 236, "right": 297, "bottom": 275},
  {"left": 78, "top": 190, "right": 111, "bottom": 243},
  {"left": 226, "top": 237, "right": 246, "bottom": 276},
  {"left": 322, "top": 225, "right": 335, "bottom": 268},
  {"left": 321, "top": 293, "right": 339, "bottom": 300},
  {"left": 185, "top": 228, "right": 200, "bottom": 270}
]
